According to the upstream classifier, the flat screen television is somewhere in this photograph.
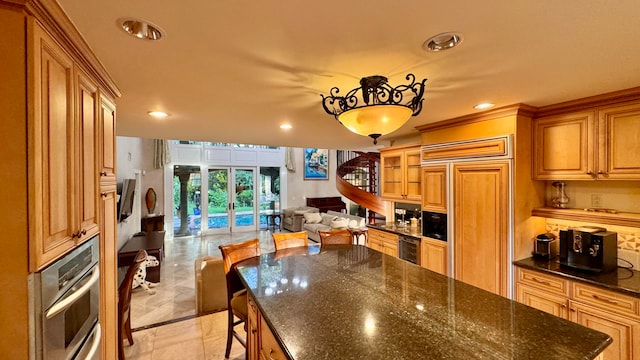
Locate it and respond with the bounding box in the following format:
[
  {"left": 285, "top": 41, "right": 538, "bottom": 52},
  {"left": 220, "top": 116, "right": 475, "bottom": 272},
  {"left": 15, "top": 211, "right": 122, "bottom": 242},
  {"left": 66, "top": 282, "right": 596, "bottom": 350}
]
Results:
[{"left": 118, "top": 178, "right": 136, "bottom": 222}]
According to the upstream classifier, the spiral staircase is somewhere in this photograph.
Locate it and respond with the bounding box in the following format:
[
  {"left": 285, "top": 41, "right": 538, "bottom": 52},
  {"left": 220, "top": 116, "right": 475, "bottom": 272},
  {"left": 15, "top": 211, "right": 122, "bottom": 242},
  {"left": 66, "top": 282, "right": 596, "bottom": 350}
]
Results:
[{"left": 336, "top": 150, "right": 386, "bottom": 224}]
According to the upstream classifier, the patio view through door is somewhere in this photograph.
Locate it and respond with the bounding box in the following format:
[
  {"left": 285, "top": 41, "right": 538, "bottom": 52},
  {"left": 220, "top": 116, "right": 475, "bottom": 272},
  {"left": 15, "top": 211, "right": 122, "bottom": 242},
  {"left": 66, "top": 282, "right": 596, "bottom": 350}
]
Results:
[{"left": 173, "top": 164, "right": 280, "bottom": 236}]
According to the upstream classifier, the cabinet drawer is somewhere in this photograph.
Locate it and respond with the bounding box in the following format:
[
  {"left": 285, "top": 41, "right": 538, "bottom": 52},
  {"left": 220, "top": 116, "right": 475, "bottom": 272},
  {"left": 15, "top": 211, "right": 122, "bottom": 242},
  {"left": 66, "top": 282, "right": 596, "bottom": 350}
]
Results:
[
  {"left": 516, "top": 268, "right": 570, "bottom": 297},
  {"left": 572, "top": 282, "right": 639, "bottom": 318},
  {"left": 260, "top": 316, "right": 287, "bottom": 360}
]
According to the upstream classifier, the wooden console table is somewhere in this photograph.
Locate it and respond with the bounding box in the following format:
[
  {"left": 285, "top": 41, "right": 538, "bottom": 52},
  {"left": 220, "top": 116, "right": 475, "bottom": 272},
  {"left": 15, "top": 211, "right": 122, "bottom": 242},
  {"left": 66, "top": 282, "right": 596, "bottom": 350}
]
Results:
[{"left": 118, "top": 231, "right": 165, "bottom": 283}]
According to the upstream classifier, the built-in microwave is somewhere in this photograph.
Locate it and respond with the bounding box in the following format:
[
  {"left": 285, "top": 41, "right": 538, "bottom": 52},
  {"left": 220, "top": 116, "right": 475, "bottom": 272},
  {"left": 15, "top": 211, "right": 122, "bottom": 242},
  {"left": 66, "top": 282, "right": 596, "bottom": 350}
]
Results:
[{"left": 422, "top": 211, "right": 447, "bottom": 241}]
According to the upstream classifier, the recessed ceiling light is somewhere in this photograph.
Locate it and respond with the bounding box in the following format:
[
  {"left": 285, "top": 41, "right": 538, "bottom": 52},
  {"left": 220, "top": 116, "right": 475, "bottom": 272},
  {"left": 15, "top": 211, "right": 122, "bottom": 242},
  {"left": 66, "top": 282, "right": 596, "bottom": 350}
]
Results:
[
  {"left": 423, "top": 32, "right": 463, "bottom": 52},
  {"left": 148, "top": 111, "right": 169, "bottom": 118},
  {"left": 280, "top": 124, "right": 292, "bottom": 129},
  {"left": 474, "top": 103, "right": 495, "bottom": 110},
  {"left": 119, "top": 18, "right": 164, "bottom": 40}
]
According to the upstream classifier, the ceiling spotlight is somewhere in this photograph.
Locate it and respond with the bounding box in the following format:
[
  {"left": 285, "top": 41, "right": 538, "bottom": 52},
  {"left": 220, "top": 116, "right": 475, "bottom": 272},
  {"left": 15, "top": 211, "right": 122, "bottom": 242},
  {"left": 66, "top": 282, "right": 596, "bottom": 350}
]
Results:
[
  {"left": 321, "top": 74, "right": 427, "bottom": 144},
  {"left": 423, "top": 32, "right": 463, "bottom": 52},
  {"left": 119, "top": 18, "right": 164, "bottom": 40},
  {"left": 280, "top": 124, "right": 292, "bottom": 129},
  {"left": 148, "top": 111, "right": 169, "bottom": 118},
  {"left": 474, "top": 103, "right": 495, "bottom": 110}
]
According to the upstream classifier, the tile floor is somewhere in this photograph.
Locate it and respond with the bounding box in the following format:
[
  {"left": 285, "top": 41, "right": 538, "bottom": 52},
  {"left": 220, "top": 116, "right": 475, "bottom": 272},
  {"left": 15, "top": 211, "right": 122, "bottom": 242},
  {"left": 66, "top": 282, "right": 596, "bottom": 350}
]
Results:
[
  {"left": 129, "top": 229, "right": 279, "bottom": 329},
  {"left": 123, "top": 228, "right": 286, "bottom": 359},
  {"left": 123, "top": 311, "right": 246, "bottom": 360}
]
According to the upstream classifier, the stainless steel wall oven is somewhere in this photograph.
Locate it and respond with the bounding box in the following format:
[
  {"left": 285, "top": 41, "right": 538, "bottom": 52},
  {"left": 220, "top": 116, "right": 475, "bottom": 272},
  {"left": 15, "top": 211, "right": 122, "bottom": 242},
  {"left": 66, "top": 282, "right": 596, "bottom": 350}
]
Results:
[{"left": 31, "top": 235, "right": 101, "bottom": 360}]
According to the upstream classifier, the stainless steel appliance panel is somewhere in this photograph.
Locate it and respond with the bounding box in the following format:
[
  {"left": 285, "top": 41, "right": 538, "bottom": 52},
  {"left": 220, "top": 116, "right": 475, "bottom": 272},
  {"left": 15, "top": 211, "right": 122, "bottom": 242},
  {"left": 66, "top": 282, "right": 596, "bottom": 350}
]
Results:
[{"left": 34, "top": 236, "right": 100, "bottom": 360}]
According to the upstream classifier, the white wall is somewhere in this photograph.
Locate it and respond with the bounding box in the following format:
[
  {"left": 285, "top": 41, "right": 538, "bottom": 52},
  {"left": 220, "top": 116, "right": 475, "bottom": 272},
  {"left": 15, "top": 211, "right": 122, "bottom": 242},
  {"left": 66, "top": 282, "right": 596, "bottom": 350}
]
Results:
[
  {"left": 116, "top": 136, "right": 144, "bottom": 250},
  {"left": 284, "top": 148, "right": 342, "bottom": 208}
]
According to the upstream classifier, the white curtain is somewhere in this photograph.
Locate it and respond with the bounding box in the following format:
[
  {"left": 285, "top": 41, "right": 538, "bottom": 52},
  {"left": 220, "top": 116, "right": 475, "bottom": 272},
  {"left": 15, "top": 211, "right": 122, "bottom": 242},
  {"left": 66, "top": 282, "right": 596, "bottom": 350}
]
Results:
[
  {"left": 285, "top": 147, "right": 295, "bottom": 172},
  {"left": 153, "top": 139, "right": 171, "bottom": 169}
]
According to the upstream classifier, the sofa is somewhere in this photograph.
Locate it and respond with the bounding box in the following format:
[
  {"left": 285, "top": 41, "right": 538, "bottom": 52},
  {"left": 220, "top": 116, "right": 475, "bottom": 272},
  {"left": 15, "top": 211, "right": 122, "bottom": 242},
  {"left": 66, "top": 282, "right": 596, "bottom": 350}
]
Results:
[
  {"left": 282, "top": 206, "right": 319, "bottom": 232},
  {"left": 302, "top": 210, "right": 366, "bottom": 242}
]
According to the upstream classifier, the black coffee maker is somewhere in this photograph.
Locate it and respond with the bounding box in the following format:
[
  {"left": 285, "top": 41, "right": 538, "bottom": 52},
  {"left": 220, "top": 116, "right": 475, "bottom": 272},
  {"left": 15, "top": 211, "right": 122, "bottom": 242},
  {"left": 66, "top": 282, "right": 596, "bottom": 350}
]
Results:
[{"left": 559, "top": 226, "right": 617, "bottom": 273}]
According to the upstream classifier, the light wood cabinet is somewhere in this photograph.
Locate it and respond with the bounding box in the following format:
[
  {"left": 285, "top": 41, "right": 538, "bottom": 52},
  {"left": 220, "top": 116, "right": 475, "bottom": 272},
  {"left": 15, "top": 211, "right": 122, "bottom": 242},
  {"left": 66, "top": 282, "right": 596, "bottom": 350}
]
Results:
[
  {"left": 453, "top": 161, "right": 509, "bottom": 296},
  {"left": 367, "top": 228, "right": 398, "bottom": 257},
  {"left": 29, "top": 22, "right": 77, "bottom": 269},
  {"left": 247, "top": 296, "right": 260, "bottom": 360},
  {"left": 248, "top": 295, "right": 287, "bottom": 360},
  {"left": 420, "top": 237, "right": 447, "bottom": 275},
  {"left": 1, "top": 3, "right": 119, "bottom": 358},
  {"left": 77, "top": 70, "right": 100, "bottom": 245},
  {"left": 99, "top": 94, "right": 117, "bottom": 182},
  {"left": 421, "top": 165, "right": 447, "bottom": 213},
  {"left": 30, "top": 22, "right": 101, "bottom": 270},
  {"left": 515, "top": 267, "right": 640, "bottom": 360},
  {"left": 98, "top": 184, "right": 117, "bottom": 360},
  {"left": 570, "top": 301, "right": 639, "bottom": 360},
  {"left": 380, "top": 145, "right": 422, "bottom": 202},
  {"left": 533, "top": 102, "right": 640, "bottom": 180},
  {"left": 597, "top": 103, "right": 640, "bottom": 179}
]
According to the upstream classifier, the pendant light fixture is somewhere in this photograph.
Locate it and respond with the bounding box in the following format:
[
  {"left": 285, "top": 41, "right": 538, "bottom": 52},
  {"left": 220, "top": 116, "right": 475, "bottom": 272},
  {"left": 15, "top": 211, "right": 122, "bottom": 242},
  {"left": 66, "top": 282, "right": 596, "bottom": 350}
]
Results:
[{"left": 321, "top": 74, "right": 426, "bottom": 144}]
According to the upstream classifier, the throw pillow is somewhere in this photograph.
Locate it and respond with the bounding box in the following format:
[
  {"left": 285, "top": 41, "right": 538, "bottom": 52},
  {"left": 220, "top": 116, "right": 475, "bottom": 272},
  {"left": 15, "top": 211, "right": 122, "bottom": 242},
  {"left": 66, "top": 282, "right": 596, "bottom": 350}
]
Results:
[
  {"left": 330, "top": 217, "right": 349, "bottom": 229},
  {"left": 303, "top": 212, "right": 322, "bottom": 224},
  {"left": 321, "top": 214, "right": 337, "bottom": 226},
  {"left": 348, "top": 219, "right": 358, "bottom": 229}
]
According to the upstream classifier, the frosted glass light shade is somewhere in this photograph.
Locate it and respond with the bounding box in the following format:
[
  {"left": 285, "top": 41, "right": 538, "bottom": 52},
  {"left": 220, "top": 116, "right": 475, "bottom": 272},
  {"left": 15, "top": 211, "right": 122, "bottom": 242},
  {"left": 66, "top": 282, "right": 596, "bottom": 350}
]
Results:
[{"left": 338, "top": 105, "right": 412, "bottom": 138}]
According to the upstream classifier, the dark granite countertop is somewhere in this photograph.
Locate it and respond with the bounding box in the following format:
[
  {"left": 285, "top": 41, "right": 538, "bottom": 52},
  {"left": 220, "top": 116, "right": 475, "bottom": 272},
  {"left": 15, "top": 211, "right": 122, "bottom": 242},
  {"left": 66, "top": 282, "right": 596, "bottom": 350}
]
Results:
[
  {"left": 367, "top": 223, "right": 422, "bottom": 239},
  {"left": 514, "top": 257, "right": 640, "bottom": 297},
  {"left": 236, "top": 245, "right": 611, "bottom": 360}
]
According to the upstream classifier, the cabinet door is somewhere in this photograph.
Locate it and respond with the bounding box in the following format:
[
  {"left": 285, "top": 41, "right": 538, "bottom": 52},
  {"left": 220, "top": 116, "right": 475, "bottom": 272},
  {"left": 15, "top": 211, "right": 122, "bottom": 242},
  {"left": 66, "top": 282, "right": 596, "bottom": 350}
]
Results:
[
  {"left": 247, "top": 296, "right": 259, "bottom": 360},
  {"left": 516, "top": 283, "right": 569, "bottom": 319},
  {"left": 99, "top": 185, "right": 118, "bottom": 360},
  {"left": 77, "top": 69, "right": 99, "bottom": 243},
  {"left": 420, "top": 237, "right": 447, "bottom": 275},
  {"left": 533, "top": 111, "right": 596, "bottom": 180},
  {"left": 453, "top": 161, "right": 509, "bottom": 296},
  {"left": 30, "top": 23, "right": 76, "bottom": 270},
  {"left": 381, "top": 150, "right": 404, "bottom": 200},
  {"left": 99, "top": 94, "right": 117, "bottom": 182},
  {"left": 421, "top": 165, "right": 447, "bottom": 213},
  {"left": 403, "top": 149, "right": 422, "bottom": 202},
  {"left": 570, "top": 301, "right": 639, "bottom": 360},
  {"left": 598, "top": 103, "right": 640, "bottom": 179}
]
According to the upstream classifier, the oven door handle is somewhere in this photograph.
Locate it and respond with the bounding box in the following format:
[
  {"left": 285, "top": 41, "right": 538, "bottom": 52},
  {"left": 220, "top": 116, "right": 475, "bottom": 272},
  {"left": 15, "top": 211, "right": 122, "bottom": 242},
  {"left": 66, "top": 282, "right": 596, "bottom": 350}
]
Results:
[
  {"left": 46, "top": 267, "right": 100, "bottom": 319},
  {"left": 85, "top": 323, "right": 101, "bottom": 360}
]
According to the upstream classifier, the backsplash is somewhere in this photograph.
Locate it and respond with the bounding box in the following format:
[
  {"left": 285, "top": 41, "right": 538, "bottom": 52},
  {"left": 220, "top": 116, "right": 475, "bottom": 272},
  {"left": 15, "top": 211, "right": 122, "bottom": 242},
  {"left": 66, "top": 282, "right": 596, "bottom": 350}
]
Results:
[{"left": 545, "top": 219, "right": 640, "bottom": 269}]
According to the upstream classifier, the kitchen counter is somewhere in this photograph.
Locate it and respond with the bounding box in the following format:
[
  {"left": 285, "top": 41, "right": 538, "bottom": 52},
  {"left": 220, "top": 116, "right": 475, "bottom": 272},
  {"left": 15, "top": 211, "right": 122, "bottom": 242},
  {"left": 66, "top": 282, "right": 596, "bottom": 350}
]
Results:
[
  {"left": 236, "top": 245, "right": 611, "bottom": 360},
  {"left": 514, "top": 257, "right": 640, "bottom": 297},
  {"left": 367, "top": 222, "right": 422, "bottom": 239}
]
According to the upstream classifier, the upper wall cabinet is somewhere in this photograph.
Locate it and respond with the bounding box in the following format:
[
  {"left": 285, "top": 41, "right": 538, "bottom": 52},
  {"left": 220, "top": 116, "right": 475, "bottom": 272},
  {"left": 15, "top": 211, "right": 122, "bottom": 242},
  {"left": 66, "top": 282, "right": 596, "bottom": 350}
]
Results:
[
  {"left": 597, "top": 103, "right": 640, "bottom": 179},
  {"left": 28, "top": 19, "right": 117, "bottom": 271},
  {"left": 533, "top": 101, "right": 640, "bottom": 180},
  {"left": 421, "top": 165, "right": 447, "bottom": 213},
  {"left": 380, "top": 145, "right": 422, "bottom": 203}
]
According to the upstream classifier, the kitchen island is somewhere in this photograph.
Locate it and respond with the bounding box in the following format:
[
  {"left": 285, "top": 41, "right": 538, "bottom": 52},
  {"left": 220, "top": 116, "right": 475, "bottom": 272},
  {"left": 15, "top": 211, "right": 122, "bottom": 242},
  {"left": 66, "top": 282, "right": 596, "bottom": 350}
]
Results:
[{"left": 236, "top": 245, "right": 611, "bottom": 360}]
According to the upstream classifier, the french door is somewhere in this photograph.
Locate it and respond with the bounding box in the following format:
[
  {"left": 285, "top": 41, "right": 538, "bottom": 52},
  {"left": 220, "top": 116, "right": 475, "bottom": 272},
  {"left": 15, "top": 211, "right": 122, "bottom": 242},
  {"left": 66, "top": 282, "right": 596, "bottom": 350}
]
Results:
[{"left": 203, "top": 167, "right": 257, "bottom": 234}]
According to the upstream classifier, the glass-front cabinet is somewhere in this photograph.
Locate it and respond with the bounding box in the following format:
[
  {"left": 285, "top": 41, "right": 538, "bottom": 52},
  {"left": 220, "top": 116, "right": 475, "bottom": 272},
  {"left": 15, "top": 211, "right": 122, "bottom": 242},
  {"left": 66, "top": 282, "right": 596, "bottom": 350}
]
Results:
[{"left": 380, "top": 144, "right": 422, "bottom": 203}]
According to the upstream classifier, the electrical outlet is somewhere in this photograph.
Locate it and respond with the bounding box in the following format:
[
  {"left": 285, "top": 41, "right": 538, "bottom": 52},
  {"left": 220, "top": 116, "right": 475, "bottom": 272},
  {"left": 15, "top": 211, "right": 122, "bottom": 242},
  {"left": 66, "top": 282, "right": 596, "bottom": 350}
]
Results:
[{"left": 591, "top": 193, "right": 602, "bottom": 208}]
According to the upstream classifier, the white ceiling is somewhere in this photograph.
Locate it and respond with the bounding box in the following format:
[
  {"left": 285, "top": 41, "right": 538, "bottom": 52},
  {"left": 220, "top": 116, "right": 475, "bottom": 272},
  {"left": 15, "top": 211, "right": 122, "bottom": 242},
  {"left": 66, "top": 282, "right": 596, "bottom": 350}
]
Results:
[{"left": 58, "top": 0, "right": 640, "bottom": 150}]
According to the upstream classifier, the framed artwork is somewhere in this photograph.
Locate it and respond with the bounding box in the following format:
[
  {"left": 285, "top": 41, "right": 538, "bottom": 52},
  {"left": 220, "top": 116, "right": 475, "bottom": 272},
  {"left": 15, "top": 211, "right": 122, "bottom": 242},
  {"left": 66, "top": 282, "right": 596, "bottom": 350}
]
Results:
[{"left": 303, "top": 148, "right": 329, "bottom": 180}]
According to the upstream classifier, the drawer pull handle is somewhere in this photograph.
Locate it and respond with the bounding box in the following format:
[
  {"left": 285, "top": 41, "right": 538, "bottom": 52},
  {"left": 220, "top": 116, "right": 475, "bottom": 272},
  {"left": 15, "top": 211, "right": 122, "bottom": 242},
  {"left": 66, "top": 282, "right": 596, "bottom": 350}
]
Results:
[
  {"left": 269, "top": 349, "right": 276, "bottom": 360},
  {"left": 100, "top": 171, "right": 108, "bottom": 176},
  {"left": 592, "top": 294, "right": 617, "bottom": 304},
  {"left": 532, "top": 277, "right": 551, "bottom": 286}
]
